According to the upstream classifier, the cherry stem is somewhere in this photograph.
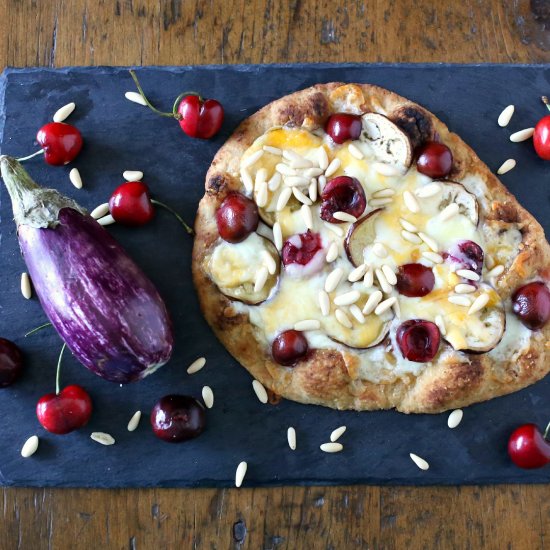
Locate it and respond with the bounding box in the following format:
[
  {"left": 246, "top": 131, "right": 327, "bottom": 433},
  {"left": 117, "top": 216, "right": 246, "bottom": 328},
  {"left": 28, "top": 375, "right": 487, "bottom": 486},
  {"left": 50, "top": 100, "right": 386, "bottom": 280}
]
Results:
[
  {"left": 151, "top": 199, "right": 194, "bottom": 235},
  {"left": 25, "top": 322, "right": 53, "bottom": 337},
  {"left": 55, "top": 343, "right": 67, "bottom": 395},
  {"left": 542, "top": 96, "right": 550, "bottom": 113},
  {"left": 544, "top": 421, "right": 550, "bottom": 440},
  {"left": 129, "top": 70, "right": 174, "bottom": 118},
  {"left": 17, "top": 149, "right": 44, "bottom": 162},
  {"left": 171, "top": 91, "right": 202, "bottom": 119}
]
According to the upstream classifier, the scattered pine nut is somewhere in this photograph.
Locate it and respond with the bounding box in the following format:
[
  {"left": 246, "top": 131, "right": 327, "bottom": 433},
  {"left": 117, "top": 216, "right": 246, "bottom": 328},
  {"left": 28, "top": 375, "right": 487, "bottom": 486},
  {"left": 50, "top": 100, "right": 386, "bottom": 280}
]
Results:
[
  {"left": 69, "top": 167, "right": 83, "bottom": 189},
  {"left": 53, "top": 102, "right": 76, "bottom": 122},
  {"left": 320, "top": 442, "right": 343, "bottom": 453},
  {"left": 20, "top": 272, "right": 32, "bottom": 299},
  {"left": 125, "top": 91, "right": 147, "bottom": 106},
  {"left": 90, "top": 432, "right": 115, "bottom": 446},
  {"left": 410, "top": 453, "right": 429, "bottom": 470},
  {"left": 497, "top": 105, "right": 514, "bottom": 127},
  {"left": 510, "top": 127, "right": 534, "bottom": 142},
  {"left": 90, "top": 203, "right": 110, "bottom": 220},
  {"left": 21, "top": 435, "right": 39, "bottom": 458},
  {"left": 447, "top": 409, "right": 463, "bottom": 429},
  {"left": 97, "top": 214, "right": 116, "bottom": 226},
  {"left": 252, "top": 380, "right": 268, "bottom": 404},
  {"left": 330, "top": 426, "right": 346, "bottom": 442},
  {"left": 497, "top": 159, "right": 516, "bottom": 175},
  {"left": 287, "top": 427, "right": 297, "bottom": 450},
  {"left": 127, "top": 411, "right": 142, "bottom": 432},
  {"left": 235, "top": 461, "right": 248, "bottom": 487},
  {"left": 187, "top": 357, "right": 206, "bottom": 375},
  {"left": 202, "top": 386, "right": 214, "bottom": 409}
]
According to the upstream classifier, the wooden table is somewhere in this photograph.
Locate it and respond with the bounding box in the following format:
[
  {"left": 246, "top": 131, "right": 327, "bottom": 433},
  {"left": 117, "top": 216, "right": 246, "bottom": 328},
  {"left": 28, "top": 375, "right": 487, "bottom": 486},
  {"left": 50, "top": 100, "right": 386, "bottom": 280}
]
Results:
[{"left": 1, "top": 1, "right": 549, "bottom": 548}]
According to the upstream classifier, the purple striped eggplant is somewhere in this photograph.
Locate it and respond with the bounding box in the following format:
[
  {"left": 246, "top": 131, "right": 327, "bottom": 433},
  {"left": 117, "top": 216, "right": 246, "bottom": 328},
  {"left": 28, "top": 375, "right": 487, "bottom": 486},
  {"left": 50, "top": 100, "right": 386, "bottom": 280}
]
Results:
[{"left": 0, "top": 156, "right": 174, "bottom": 383}]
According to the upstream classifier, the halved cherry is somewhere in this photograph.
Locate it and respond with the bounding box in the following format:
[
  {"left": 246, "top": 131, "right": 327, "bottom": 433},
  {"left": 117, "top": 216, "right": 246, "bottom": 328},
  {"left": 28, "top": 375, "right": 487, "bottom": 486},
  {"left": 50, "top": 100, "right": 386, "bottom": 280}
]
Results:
[
  {"left": 272, "top": 330, "right": 308, "bottom": 366},
  {"left": 320, "top": 176, "right": 366, "bottom": 223},
  {"left": 325, "top": 114, "right": 362, "bottom": 144},
  {"left": 216, "top": 193, "right": 259, "bottom": 243},
  {"left": 396, "top": 264, "right": 435, "bottom": 297},
  {"left": 445, "top": 240, "right": 484, "bottom": 275},
  {"left": 396, "top": 319, "right": 440, "bottom": 362},
  {"left": 416, "top": 141, "right": 453, "bottom": 179},
  {"left": 282, "top": 231, "right": 325, "bottom": 276},
  {"left": 512, "top": 282, "right": 550, "bottom": 330}
]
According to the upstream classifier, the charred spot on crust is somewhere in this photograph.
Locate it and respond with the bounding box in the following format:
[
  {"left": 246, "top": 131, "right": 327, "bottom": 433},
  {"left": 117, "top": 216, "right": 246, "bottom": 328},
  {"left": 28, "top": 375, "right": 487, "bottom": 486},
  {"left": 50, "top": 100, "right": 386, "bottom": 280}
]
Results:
[
  {"left": 491, "top": 201, "right": 520, "bottom": 223},
  {"left": 391, "top": 105, "right": 434, "bottom": 149},
  {"left": 277, "top": 92, "right": 329, "bottom": 127},
  {"left": 427, "top": 359, "right": 483, "bottom": 407},
  {"left": 207, "top": 173, "right": 229, "bottom": 196}
]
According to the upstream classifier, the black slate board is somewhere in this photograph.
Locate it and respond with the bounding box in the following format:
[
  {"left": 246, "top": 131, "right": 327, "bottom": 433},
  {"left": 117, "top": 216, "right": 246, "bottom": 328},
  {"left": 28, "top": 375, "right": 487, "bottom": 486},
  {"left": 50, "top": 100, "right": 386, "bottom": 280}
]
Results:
[{"left": 0, "top": 64, "right": 549, "bottom": 488}]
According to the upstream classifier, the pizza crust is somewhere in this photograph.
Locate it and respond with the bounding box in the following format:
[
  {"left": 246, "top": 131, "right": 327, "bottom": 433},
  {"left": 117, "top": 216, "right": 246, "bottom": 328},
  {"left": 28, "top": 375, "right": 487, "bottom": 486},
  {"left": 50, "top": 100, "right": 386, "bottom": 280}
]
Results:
[{"left": 192, "top": 83, "right": 550, "bottom": 413}]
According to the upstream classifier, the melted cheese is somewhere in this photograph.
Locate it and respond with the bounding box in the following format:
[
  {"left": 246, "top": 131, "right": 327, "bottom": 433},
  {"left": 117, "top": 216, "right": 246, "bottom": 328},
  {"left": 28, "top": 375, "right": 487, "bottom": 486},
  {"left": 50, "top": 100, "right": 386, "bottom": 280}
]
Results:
[{"left": 208, "top": 124, "right": 530, "bottom": 382}]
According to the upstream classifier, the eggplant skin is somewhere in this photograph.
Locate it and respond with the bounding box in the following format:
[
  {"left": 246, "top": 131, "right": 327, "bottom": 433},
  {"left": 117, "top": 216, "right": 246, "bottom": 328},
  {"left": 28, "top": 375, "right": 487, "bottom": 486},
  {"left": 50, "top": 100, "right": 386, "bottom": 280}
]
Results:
[{"left": 18, "top": 208, "right": 174, "bottom": 383}]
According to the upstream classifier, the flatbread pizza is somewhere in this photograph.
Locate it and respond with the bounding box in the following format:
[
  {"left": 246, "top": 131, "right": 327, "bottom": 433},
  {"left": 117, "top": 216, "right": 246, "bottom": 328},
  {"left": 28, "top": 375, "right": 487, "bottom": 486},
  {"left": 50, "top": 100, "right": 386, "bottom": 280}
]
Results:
[{"left": 192, "top": 83, "right": 550, "bottom": 413}]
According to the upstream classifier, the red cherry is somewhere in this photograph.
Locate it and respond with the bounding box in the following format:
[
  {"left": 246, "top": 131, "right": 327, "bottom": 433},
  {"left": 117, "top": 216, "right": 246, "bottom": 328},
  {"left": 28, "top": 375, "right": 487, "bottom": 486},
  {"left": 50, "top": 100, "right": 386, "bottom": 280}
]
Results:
[
  {"left": 177, "top": 95, "right": 224, "bottom": 139},
  {"left": 396, "top": 320, "right": 440, "bottom": 362},
  {"left": 396, "top": 264, "right": 435, "bottom": 297},
  {"left": 512, "top": 282, "right": 550, "bottom": 330},
  {"left": 272, "top": 330, "right": 309, "bottom": 366},
  {"left": 416, "top": 141, "right": 453, "bottom": 178},
  {"left": 282, "top": 231, "right": 323, "bottom": 267},
  {"left": 533, "top": 115, "right": 550, "bottom": 161},
  {"left": 216, "top": 193, "right": 259, "bottom": 243},
  {"left": 508, "top": 422, "right": 550, "bottom": 469},
  {"left": 325, "top": 114, "right": 362, "bottom": 144},
  {"left": 446, "top": 240, "right": 484, "bottom": 275},
  {"left": 109, "top": 181, "right": 155, "bottom": 226},
  {"left": 151, "top": 395, "right": 206, "bottom": 442},
  {"left": 36, "top": 122, "right": 83, "bottom": 166},
  {"left": 320, "top": 176, "right": 367, "bottom": 223},
  {"left": 0, "top": 338, "right": 23, "bottom": 388},
  {"left": 36, "top": 384, "right": 92, "bottom": 435}
]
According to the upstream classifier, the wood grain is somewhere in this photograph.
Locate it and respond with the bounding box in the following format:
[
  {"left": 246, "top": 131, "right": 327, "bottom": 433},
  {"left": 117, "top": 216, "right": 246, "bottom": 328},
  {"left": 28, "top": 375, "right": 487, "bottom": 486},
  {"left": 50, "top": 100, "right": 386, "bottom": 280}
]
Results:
[{"left": 1, "top": 1, "right": 549, "bottom": 549}]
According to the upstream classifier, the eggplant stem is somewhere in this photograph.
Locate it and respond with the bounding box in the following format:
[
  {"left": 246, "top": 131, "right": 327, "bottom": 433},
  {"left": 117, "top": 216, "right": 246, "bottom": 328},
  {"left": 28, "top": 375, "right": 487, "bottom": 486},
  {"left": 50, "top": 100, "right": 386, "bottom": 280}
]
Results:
[
  {"left": 25, "top": 322, "right": 53, "bottom": 337},
  {"left": 542, "top": 96, "right": 550, "bottom": 113},
  {"left": 129, "top": 70, "right": 174, "bottom": 118},
  {"left": 544, "top": 421, "right": 550, "bottom": 441},
  {"left": 55, "top": 343, "right": 67, "bottom": 395},
  {"left": 16, "top": 150, "right": 45, "bottom": 162},
  {"left": 151, "top": 199, "right": 194, "bottom": 235}
]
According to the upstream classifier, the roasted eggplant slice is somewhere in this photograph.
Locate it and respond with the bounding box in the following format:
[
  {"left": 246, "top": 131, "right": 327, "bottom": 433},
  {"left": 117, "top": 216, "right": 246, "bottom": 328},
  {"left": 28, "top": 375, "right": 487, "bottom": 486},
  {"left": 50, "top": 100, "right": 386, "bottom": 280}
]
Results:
[
  {"left": 206, "top": 233, "right": 280, "bottom": 305},
  {"left": 344, "top": 208, "right": 384, "bottom": 267},
  {"left": 360, "top": 113, "right": 413, "bottom": 168}
]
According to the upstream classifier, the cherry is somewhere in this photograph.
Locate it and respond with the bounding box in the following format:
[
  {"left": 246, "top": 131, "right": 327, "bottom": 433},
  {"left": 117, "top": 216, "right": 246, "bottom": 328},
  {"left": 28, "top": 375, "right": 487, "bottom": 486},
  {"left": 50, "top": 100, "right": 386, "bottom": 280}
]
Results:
[
  {"left": 320, "top": 176, "right": 367, "bottom": 223},
  {"left": 508, "top": 422, "right": 550, "bottom": 469},
  {"left": 416, "top": 141, "right": 453, "bottom": 178},
  {"left": 446, "top": 240, "right": 484, "bottom": 275},
  {"left": 0, "top": 338, "right": 23, "bottom": 388},
  {"left": 396, "top": 264, "right": 435, "bottom": 297},
  {"left": 151, "top": 394, "right": 206, "bottom": 442},
  {"left": 282, "top": 231, "right": 323, "bottom": 266},
  {"left": 512, "top": 282, "right": 550, "bottom": 330},
  {"left": 177, "top": 95, "right": 224, "bottom": 139},
  {"left": 272, "top": 330, "right": 309, "bottom": 366},
  {"left": 216, "top": 192, "right": 259, "bottom": 243},
  {"left": 36, "top": 385, "right": 92, "bottom": 435},
  {"left": 533, "top": 97, "right": 550, "bottom": 161},
  {"left": 325, "top": 114, "right": 362, "bottom": 144},
  {"left": 109, "top": 181, "right": 155, "bottom": 226},
  {"left": 36, "top": 122, "right": 83, "bottom": 166},
  {"left": 396, "top": 320, "right": 440, "bottom": 362},
  {"left": 129, "top": 70, "right": 224, "bottom": 140}
]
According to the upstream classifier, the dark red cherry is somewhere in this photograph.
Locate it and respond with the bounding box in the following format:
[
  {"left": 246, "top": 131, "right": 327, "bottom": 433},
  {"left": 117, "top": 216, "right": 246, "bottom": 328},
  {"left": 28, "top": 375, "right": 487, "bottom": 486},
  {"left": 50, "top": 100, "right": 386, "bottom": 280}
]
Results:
[
  {"left": 109, "top": 181, "right": 155, "bottom": 226},
  {"left": 36, "top": 385, "right": 93, "bottom": 435},
  {"left": 151, "top": 395, "right": 206, "bottom": 443},
  {"left": 508, "top": 422, "right": 550, "bottom": 469},
  {"left": 446, "top": 240, "right": 484, "bottom": 275},
  {"left": 396, "top": 320, "right": 440, "bottom": 363},
  {"left": 272, "top": 330, "right": 309, "bottom": 366},
  {"left": 36, "top": 122, "right": 83, "bottom": 166},
  {"left": 396, "top": 264, "right": 435, "bottom": 297},
  {"left": 216, "top": 193, "right": 259, "bottom": 243},
  {"left": 0, "top": 338, "right": 23, "bottom": 388},
  {"left": 416, "top": 141, "right": 453, "bottom": 178},
  {"left": 325, "top": 114, "right": 362, "bottom": 144},
  {"left": 320, "top": 176, "right": 367, "bottom": 223},
  {"left": 282, "top": 231, "right": 323, "bottom": 266},
  {"left": 512, "top": 282, "right": 550, "bottom": 330},
  {"left": 177, "top": 95, "right": 224, "bottom": 139}
]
